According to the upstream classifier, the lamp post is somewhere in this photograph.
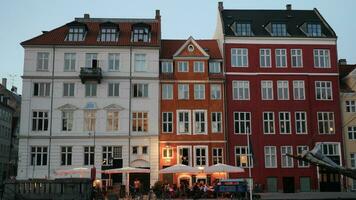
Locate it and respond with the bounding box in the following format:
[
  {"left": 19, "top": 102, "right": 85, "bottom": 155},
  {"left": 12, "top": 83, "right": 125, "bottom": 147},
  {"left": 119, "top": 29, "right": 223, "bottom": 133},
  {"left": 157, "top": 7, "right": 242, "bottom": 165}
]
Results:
[{"left": 246, "top": 127, "right": 252, "bottom": 200}]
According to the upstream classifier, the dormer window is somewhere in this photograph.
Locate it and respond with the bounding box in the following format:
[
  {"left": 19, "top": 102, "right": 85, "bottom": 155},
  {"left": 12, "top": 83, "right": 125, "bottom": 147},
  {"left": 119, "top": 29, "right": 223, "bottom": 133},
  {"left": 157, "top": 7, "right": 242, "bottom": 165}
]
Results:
[
  {"left": 132, "top": 23, "right": 151, "bottom": 42},
  {"left": 67, "top": 27, "right": 86, "bottom": 41},
  {"left": 271, "top": 23, "right": 288, "bottom": 36},
  {"left": 98, "top": 22, "right": 119, "bottom": 42},
  {"left": 236, "top": 22, "right": 252, "bottom": 36},
  {"left": 307, "top": 23, "right": 322, "bottom": 37}
]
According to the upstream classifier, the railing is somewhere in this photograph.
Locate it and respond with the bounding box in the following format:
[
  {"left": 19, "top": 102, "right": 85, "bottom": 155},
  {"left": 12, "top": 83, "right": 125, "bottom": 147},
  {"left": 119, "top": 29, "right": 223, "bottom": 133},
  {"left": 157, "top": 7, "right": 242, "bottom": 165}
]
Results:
[{"left": 79, "top": 67, "right": 103, "bottom": 84}]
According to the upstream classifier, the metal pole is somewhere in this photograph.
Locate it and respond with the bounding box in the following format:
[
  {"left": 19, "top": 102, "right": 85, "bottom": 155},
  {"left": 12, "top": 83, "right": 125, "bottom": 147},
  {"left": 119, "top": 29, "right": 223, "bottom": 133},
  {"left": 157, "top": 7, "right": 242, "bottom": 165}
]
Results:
[{"left": 247, "top": 128, "right": 252, "bottom": 200}]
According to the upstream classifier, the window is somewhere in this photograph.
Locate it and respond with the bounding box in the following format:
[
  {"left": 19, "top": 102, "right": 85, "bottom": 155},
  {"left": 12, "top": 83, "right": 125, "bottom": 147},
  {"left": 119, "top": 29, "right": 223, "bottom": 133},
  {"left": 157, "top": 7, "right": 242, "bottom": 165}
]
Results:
[
  {"left": 263, "top": 112, "right": 275, "bottom": 134},
  {"left": 235, "top": 146, "right": 253, "bottom": 167},
  {"left": 260, "top": 49, "right": 271, "bottom": 68},
  {"left": 212, "top": 148, "right": 223, "bottom": 164},
  {"left": 307, "top": 23, "right": 322, "bottom": 37},
  {"left": 231, "top": 48, "right": 248, "bottom": 67},
  {"left": 281, "top": 146, "right": 293, "bottom": 168},
  {"left": 293, "top": 81, "right": 305, "bottom": 100},
  {"left": 178, "top": 146, "right": 191, "bottom": 166},
  {"left": 84, "top": 111, "right": 96, "bottom": 131},
  {"left": 194, "top": 146, "right": 208, "bottom": 167},
  {"left": 233, "top": 81, "right": 250, "bottom": 100},
  {"left": 193, "top": 61, "right": 204, "bottom": 72},
  {"left": 162, "top": 84, "right": 173, "bottom": 100},
  {"left": 100, "top": 28, "right": 118, "bottom": 42},
  {"left": 295, "top": 112, "right": 307, "bottom": 134},
  {"left": 107, "top": 111, "right": 119, "bottom": 131},
  {"left": 322, "top": 143, "right": 340, "bottom": 156},
  {"left": 291, "top": 49, "right": 303, "bottom": 67},
  {"left": 37, "top": 52, "right": 49, "bottom": 71},
  {"left": 63, "top": 83, "right": 75, "bottom": 97},
  {"left": 84, "top": 146, "right": 95, "bottom": 165},
  {"left": 133, "top": 27, "right": 150, "bottom": 42},
  {"left": 314, "top": 49, "right": 330, "bottom": 68},
  {"left": 133, "top": 83, "right": 148, "bottom": 98},
  {"left": 275, "top": 49, "right": 287, "bottom": 67},
  {"left": 178, "top": 84, "right": 189, "bottom": 99},
  {"left": 177, "top": 110, "right": 191, "bottom": 134},
  {"left": 62, "top": 111, "right": 73, "bottom": 131},
  {"left": 236, "top": 23, "right": 252, "bottom": 36},
  {"left": 209, "top": 62, "right": 221, "bottom": 73},
  {"left": 132, "top": 146, "right": 138, "bottom": 154},
  {"left": 108, "top": 53, "right": 120, "bottom": 71},
  {"left": 162, "top": 147, "right": 173, "bottom": 159},
  {"left": 194, "top": 84, "right": 205, "bottom": 100},
  {"left": 162, "top": 112, "right": 173, "bottom": 133},
  {"left": 193, "top": 110, "right": 207, "bottom": 134},
  {"left": 161, "top": 61, "right": 173, "bottom": 73},
  {"left": 142, "top": 146, "right": 148, "bottom": 154},
  {"left": 264, "top": 146, "right": 277, "bottom": 168},
  {"left": 85, "top": 53, "right": 98, "bottom": 68},
  {"left": 297, "top": 146, "right": 309, "bottom": 167},
  {"left": 33, "top": 83, "right": 50, "bottom": 97},
  {"left": 178, "top": 61, "right": 189, "bottom": 72},
  {"left": 210, "top": 84, "right": 221, "bottom": 100},
  {"left": 348, "top": 126, "right": 356, "bottom": 140},
  {"left": 67, "top": 27, "right": 85, "bottom": 41},
  {"left": 351, "top": 153, "right": 356, "bottom": 168},
  {"left": 211, "top": 112, "right": 222, "bottom": 133},
  {"left": 134, "top": 54, "right": 146, "bottom": 72},
  {"left": 346, "top": 100, "right": 356, "bottom": 112},
  {"left": 315, "top": 81, "right": 332, "bottom": 100},
  {"left": 32, "top": 111, "right": 49, "bottom": 131},
  {"left": 279, "top": 112, "right": 291, "bottom": 134},
  {"left": 271, "top": 23, "right": 287, "bottom": 36},
  {"left": 64, "top": 53, "right": 76, "bottom": 71},
  {"left": 61, "top": 146, "right": 72, "bottom": 166},
  {"left": 234, "top": 112, "right": 251, "bottom": 134},
  {"left": 30, "top": 146, "right": 48, "bottom": 166},
  {"left": 277, "top": 81, "right": 289, "bottom": 100},
  {"left": 102, "top": 146, "right": 122, "bottom": 166},
  {"left": 261, "top": 81, "right": 273, "bottom": 100},
  {"left": 85, "top": 83, "right": 97, "bottom": 97},
  {"left": 317, "top": 112, "right": 335, "bottom": 134},
  {"left": 132, "top": 112, "right": 148, "bottom": 132},
  {"left": 108, "top": 83, "right": 120, "bottom": 97}
]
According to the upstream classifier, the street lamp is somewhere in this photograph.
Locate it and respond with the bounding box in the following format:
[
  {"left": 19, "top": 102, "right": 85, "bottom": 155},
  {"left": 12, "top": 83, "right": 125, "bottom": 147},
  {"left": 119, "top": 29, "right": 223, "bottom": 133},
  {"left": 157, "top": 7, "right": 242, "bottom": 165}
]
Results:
[{"left": 246, "top": 126, "right": 252, "bottom": 200}]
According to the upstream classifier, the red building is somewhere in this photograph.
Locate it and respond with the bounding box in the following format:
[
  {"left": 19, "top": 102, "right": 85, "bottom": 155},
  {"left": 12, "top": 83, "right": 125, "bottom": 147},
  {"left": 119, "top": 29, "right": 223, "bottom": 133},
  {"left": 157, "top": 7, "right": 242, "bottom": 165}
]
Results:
[
  {"left": 215, "top": 3, "right": 343, "bottom": 192},
  {"left": 159, "top": 37, "right": 225, "bottom": 186}
]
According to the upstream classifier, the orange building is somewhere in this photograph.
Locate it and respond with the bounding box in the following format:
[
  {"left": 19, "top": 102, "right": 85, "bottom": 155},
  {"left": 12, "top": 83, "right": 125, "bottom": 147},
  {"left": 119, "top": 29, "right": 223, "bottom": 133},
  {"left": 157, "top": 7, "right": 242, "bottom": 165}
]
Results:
[{"left": 159, "top": 37, "right": 225, "bottom": 186}]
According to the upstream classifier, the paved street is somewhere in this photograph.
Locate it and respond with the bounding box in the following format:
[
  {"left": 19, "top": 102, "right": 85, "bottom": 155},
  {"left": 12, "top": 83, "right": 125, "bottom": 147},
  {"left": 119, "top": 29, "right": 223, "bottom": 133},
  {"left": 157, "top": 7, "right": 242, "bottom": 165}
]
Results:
[{"left": 258, "top": 192, "right": 356, "bottom": 200}]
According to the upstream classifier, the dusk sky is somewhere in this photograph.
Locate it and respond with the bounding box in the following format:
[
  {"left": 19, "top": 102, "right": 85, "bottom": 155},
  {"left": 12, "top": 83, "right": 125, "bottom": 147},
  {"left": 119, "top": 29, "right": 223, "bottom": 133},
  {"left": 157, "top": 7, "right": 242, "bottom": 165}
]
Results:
[{"left": 0, "top": 0, "right": 355, "bottom": 93}]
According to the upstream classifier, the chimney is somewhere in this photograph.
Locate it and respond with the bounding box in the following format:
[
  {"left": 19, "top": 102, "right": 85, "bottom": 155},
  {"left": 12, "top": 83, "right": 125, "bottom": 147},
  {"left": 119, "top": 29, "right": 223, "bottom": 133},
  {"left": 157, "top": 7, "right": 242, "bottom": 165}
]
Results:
[
  {"left": 2, "top": 78, "right": 7, "bottom": 89},
  {"left": 155, "top": 9, "right": 161, "bottom": 20},
  {"left": 84, "top": 13, "right": 90, "bottom": 19},
  {"left": 218, "top": 2, "right": 224, "bottom": 11},
  {"left": 339, "top": 59, "right": 347, "bottom": 65},
  {"left": 286, "top": 4, "right": 292, "bottom": 10}
]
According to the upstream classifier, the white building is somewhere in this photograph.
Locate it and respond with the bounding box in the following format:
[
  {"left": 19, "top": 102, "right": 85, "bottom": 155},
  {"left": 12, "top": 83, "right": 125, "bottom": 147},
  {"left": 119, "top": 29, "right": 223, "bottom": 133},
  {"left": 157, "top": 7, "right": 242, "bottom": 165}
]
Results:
[{"left": 17, "top": 11, "right": 161, "bottom": 188}]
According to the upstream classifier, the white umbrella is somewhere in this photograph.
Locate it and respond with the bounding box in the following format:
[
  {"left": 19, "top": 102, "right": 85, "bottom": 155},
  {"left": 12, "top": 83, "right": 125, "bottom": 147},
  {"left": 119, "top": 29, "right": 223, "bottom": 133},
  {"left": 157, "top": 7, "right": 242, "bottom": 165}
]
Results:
[
  {"left": 159, "top": 164, "right": 201, "bottom": 174},
  {"left": 204, "top": 163, "right": 244, "bottom": 174}
]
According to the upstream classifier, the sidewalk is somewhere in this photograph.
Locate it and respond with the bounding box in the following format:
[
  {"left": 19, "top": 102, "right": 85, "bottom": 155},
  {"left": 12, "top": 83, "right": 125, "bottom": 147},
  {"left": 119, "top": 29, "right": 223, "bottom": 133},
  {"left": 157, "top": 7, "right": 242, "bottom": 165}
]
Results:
[{"left": 258, "top": 192, "right": 356, "bottom": 200}]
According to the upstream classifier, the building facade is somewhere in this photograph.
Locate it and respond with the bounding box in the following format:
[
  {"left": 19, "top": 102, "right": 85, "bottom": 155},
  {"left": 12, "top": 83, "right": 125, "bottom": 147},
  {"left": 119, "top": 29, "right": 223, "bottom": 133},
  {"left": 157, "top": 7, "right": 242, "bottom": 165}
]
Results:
[
  {"left": 17, "top": 11, "right": 161, "bottom": 188},
  {"left": 159, "top": 37, "right": 225, "bottom": 186},
  {"left": 339, "top": 59, "right": 356, "bottom": 191},
  {"left": 215, "top": 2, "right": 343, "bottom": 192}
]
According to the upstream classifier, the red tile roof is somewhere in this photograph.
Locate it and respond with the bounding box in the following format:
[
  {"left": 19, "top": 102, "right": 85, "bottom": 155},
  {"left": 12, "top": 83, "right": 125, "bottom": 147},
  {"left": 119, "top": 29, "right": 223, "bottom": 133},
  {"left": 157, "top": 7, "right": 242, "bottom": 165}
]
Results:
[
  {"left": 21, "top": 19, "right": 161, "bottom": 47},
  {"left": 161, "top": 39, "right": 222, "bottom": 59}
]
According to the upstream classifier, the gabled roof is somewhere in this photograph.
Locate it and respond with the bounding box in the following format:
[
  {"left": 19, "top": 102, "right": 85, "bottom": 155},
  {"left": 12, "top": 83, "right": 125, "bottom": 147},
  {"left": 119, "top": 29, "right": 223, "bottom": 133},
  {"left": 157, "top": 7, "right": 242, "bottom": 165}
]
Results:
[
  {"left": 220, "top": 8, "right": 336, "bottom": 38},
  {"left": 161, "top": 39, "right": 222, "bottom": 59},
  {"left": 339, "top": 63, "right": 356, "bottom": 93},
  {"left": 21, "top": 17, "right": 160, "bottom": 47},
  {"left": 172, "top": 36, "right": 210, "bottom": 58}
]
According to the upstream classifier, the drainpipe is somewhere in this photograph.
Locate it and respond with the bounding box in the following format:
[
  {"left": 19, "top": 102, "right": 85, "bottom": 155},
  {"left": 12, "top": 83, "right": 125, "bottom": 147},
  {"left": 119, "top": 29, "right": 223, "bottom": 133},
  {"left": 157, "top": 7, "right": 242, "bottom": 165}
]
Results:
[
  {"left": 128, "top": 45, "right": 132, "bottom": 167},
  {"left": 48, "top": 46, "right": 56, "bottom": 179}
]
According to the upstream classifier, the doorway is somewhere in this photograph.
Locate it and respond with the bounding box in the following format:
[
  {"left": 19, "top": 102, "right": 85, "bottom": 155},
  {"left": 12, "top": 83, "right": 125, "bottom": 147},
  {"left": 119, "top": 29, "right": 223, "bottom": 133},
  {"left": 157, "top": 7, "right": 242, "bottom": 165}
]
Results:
[
  {"left": 178, "top": 175, "right": 192, "bottom": 187},
  {"left": 283, "top": 177, "right": 295, "bottom": 193}
]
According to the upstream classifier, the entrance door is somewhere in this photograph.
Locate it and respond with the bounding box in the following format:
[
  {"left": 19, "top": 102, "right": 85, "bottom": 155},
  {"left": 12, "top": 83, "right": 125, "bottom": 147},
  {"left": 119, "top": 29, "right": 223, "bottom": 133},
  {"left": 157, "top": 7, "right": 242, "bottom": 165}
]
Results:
[
  {"left": 283, "top": 177, "right": 295, "bottom": 193},
  {"left": 196, "top": 177, "right": 206, "bottom": 184},
  {"left": 179, "top": 177, "right": 191, "bottom": 187},
  {"left": 319, "top": 172, "right": 341, "bottom": 192},
  {"left": 266, "top": 177, "right": 278, "bottom": 192},
  {"left": 300, "top": 177, "right": 311, "bottom": 192},
  {"left": 130, "top": 173, "right": 150, "bottom": 194}
]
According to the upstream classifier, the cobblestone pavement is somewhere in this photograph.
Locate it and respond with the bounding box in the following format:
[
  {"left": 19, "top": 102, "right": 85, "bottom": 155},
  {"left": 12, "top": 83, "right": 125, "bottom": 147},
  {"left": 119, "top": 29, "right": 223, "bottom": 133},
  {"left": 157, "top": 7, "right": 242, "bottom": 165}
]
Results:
[{"left": 258, "top": 192, "right": 356, "bottom": 200}]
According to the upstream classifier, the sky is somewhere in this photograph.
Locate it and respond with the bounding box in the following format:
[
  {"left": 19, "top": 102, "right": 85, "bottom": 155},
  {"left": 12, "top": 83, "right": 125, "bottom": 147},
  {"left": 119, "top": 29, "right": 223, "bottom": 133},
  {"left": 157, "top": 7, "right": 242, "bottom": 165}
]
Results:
[{"left": 0, "top": 0, "right": 355, "bottom": 94}]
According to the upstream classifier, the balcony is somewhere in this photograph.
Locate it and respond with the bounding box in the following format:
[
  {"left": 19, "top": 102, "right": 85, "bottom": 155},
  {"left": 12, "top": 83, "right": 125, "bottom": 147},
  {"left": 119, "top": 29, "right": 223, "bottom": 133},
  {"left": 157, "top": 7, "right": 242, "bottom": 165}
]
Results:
[{"left": 79, "top": 67, "right": 103, "bottom": 84}]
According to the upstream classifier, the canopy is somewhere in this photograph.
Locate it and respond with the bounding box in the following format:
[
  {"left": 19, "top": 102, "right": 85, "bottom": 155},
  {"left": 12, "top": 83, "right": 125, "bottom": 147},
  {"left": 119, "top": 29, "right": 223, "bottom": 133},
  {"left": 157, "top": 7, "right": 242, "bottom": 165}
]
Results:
[
  {"left": 103, "top": 167, "right": 150, "bottom": 174},
  {"left": 204, "top": 163, "right": 244, "bottom": 174},
  {"left": 55, "top": 167, "right": 91, "bottom": 176},
  {"left": 159, "top": 164, "right": 201, "bottom": 174}
]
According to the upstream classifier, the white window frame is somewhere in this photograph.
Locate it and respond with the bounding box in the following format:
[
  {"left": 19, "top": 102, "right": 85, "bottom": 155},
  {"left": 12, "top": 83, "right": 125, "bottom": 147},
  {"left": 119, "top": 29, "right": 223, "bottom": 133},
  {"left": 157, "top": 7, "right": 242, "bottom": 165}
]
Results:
[
  {"left": 212, "top": 148, "right": 224, "bottom": 164},
  {"left": 178, "top": 61, "right": 189, "bottom": 72},
  {"left": 32, "top": 110, "right": 49, "bottom": 132},
  {"left": 194, "top": 146, "right": 208, "bottom": 167},
  {"left": 63, "top": 83, "right": 75, "bottom": 97},
  {"left": 193, "top": 61, "right": 205, "bottom": 72},
  {"left": 317, "top": 112, "right": 335, "bottom": 134},
  {"left": 297, "top": 146, "right": 309, "bottom": 167},
  {"left": 162, "top": 147, "right": 173, "bottom": 159},
  {"left": 231, "top": 48, "right": 248, "bottom": 67},
  {"left": 235, "top": 146, "right": 253, "bottom": 168},
  {"left": 346, "top": 100, "right": 356, "bottom": 113},
  {"left": 233, "top": 80, "right": 250, "bottom": 100},
  {"left": 210, "top": 84, "right": 221, "bottom": 100},
  {"left": 194, "top": 84, "right": 205, "bottom": 100},
  {"left": 348, "top": 126, "right": 356, "bottom": 140},
  {"left": 293, "top": 80, "right": 305, "bottom": 100},
  {"left": 193, "top": 110, "right": 207, "bottom": 135},
  {"left": 295, "top": 111, "right": 307, "bottom": 134},
  {"left": 108, "top": 82, "right": 120, "bottom": 97},
  {"left": 277, "top": 80, "right": 289, "bottom": 100},
  {"left": 315, "top": 81, "right": 332, "bottom": 100},
  {"left": 178, "top": 84, "right": 189, "bottom": 100},
  {"left": 33, "top": 82, "right": 50, "bottom": 97},
  {"left": 264, "top": 146, "right": 277, "bottom": 168},
  {"left": 177, "top": 110, "right": 191, "bottom": 135},
  {"left": 351, "top": 153, "right": 356, "bottom": 169},
  {"left": 133, "top": 83, "right": 148, "bottom": 98},
  {"left": 261, "top": 81, "right": 273, "bottom": 100},
  {"left": 132, "top": 112, "right": 148, "bottom": 133},
  {"left": 30, "top": 146, "right": 48, "bottom": 166},
  {"left": 260, "top": 49, "right": 271, "bottom": 68},
  {"left": 85, "top": 53, "right": 98, "bottom": 68},
  {"left": 279, "top": 112, "right": 291, "bottom": 134},
  {"left": 275, "top": 49, "right": 287, "bottom": 68},
  {"left": 37, "top": 52, "right": 49, "bottom": 71},
  {"left": 234, "top": 112, "right": 251, "bottom": 135},
  {"left": 161, "top": 61, "right": 173, "bottom": 73},
  {"left": 162, "top": 84, "right": 173, "bottom": 100},
  {"left": 84, "top": 110, "right": 96, "bottom": 131},
  {"left": 64, "top": 53, "right": 76, "bottom": 71},
  {"left": 281, "top": 146, "right": 293, "bottom": 168},
  {"left": 314, "top": 49, "right": 330, "bottom": 68},
  {"left": 85, "top": 83, "right": 97, "bottom": 97},
  {"left": 209, "top": 62, "right": 221, "bottom": 73},
  {"left": 134, "top": 54, "right": 147, "bottom": 72},
  {"left": 263, "top": 112, "right": 275, "bottom": 134},
  {"left": 211, "top": 112, "right": 222, "bottom": 133},
  {"left": 162, "top": 112, "right": 173, "bottom": 133},
  {"left": 107, "top": 110, "right": 119, "bottom": 131},
  {"left": 108, "top": 53, "right": 120, "bottom": 71},
  {"left": 177, "top": 146, "right": 192, "bottom": 166},
  {"left": 61, "top": 146, "right": 72, "bottom": 166},
  {"left": 62, "top": 110, "right": 73, "bottom": 132},
  {"left": 291, "top": 49, "right": 303, "bottom": 68},
  {"left": 84, "top": 146, "right": 95, "bottom": 166}
]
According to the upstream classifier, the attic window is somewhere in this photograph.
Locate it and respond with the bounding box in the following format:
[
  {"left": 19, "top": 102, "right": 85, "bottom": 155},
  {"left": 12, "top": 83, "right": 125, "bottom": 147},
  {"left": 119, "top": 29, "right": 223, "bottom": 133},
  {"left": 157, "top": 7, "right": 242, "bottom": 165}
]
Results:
[
  {"left": 67, "top": 27, "right": 86, "bottom": 41},
  {"left": 271, "top": 23, "right": 288, "bottom": 36},
  {"left": 188, "top": 44, "right": 195, "bottom": 52},
  {"left": 307, "top": 23, "right": 322, "bottom": 37},
  {"left": 236, "top": 22, "right": 252, "bottom": 36},
  {"left": 99, "top": 27, "right": 118, "bottom": 42},
  {"left": 132, "top": 23, "right": 151, "bottom": 42}
]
